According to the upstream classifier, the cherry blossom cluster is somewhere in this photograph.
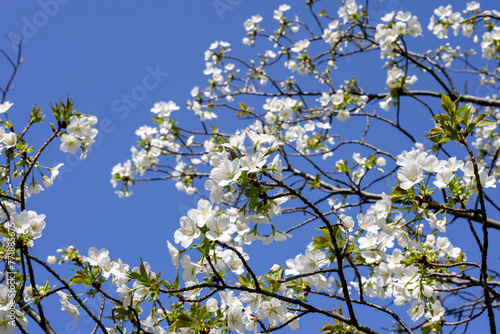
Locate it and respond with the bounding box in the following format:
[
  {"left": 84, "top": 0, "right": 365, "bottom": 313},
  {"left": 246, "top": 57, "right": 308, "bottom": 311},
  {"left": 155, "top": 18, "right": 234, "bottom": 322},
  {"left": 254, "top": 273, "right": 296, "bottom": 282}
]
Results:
[
  {"left": 106, "top": 5, "right": 499, "bottom": 330},
  {"left": 0, "top": 97, "right": 103, "bottom": 331},
  {"left": 59, "top": 115, "right": 98, "bottom": 159},
  {"left": 55, "top": 291, "right": 79, "bottom": 323},
  {"left": 6, "top": 1, "right": 498, "bottom": 333},
  {"left": 347, "top": 195, "right": 461, "bottom": 321},
  {"left": 111, "top": 101, "right": 185, "bottom": 197},
  {"left": 3, "top": 206, "right": 46, "bottom": 246},
  {"left": 49, "top": 246, "right": 131, "bottom": 323},
  {"left": 160, "top": 135, "right": 493, "bottom": 332},
  {"left": 397, "top": 149, "right": 496, "bottom": 192},
  {"left": 427, "top": 3, "right": 500, "bottom": 60},
  {"left": 374, "top": 11, "right": 423, "bottom": 59}
]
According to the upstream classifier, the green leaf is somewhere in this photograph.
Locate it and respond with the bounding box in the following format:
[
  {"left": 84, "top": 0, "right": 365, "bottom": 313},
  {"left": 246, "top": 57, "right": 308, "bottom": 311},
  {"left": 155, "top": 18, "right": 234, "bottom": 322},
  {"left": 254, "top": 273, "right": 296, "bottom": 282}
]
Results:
[
  {"left": 172, "top": 314, "right": 196, "bottom": 329},
  {"left": 422, "top": 322, "right": 434, "bottom": 334},
  {"left": 202, "top": 311, "right": 212, "bottom": 321},
  {"left": 174, "top": 272, "right": 180, "bottom": 289},
  {"left": 440, "top": 91, "right": 453, "bottom": 114},
  {"left": 459, "top": 105, "right": 472, "bottom": 126},
  {"left": 312, "top": 235, "right": 331, "bottom": 251},
  {"left": 389, "top": 185, "right": 407, "bottom": 201},
  {"left": 69, "top": 270, "right": 91, "bottom": 285},
  {"left": 237, "top": 102, "right": 251, "bottom": 117},
  {"left": 113, "top": 306, "right": 132, "bottom": 317},
  {"left": 307, "top": 173, "right": 321, "bottom": 189},
  {"left": 475, "top": 118, "right": 496, "bottom": 128},
  {"left": 425, "top": 127, "right": 444, "bottom": 141},
  {"left": 196, "top": 305, "right": 207, "bottom": 320},
  {"left": 238, "top": 273, "right": 250, "bottom": 286},
  {"left": 437, "top": 136, "right": 451, "bottom": 144},
  {"left": 30, "top": 105, "right": 44, "bottom": 123}
]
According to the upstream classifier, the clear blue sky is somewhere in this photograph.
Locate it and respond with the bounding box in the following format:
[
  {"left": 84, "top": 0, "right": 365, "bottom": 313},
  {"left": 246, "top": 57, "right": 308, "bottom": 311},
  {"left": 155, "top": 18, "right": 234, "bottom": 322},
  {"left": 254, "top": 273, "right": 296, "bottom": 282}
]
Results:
[{"left": 2, "top": 1, "right": 498, "bottom": 333}]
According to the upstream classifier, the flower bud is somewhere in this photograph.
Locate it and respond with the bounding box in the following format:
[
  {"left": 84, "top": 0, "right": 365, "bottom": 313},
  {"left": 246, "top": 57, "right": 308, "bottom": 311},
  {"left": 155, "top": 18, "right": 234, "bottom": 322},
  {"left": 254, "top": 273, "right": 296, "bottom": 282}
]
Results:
[{"left": 270, "top": 264, "right": 280, "bottom": 272}]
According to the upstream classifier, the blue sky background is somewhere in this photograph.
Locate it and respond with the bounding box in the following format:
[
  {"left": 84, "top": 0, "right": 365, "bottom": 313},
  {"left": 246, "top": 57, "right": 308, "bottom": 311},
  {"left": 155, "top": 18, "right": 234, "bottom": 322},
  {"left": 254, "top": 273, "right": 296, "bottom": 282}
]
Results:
[{"left": 2, "top": 1, "right": 499, "bottom": 333}]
